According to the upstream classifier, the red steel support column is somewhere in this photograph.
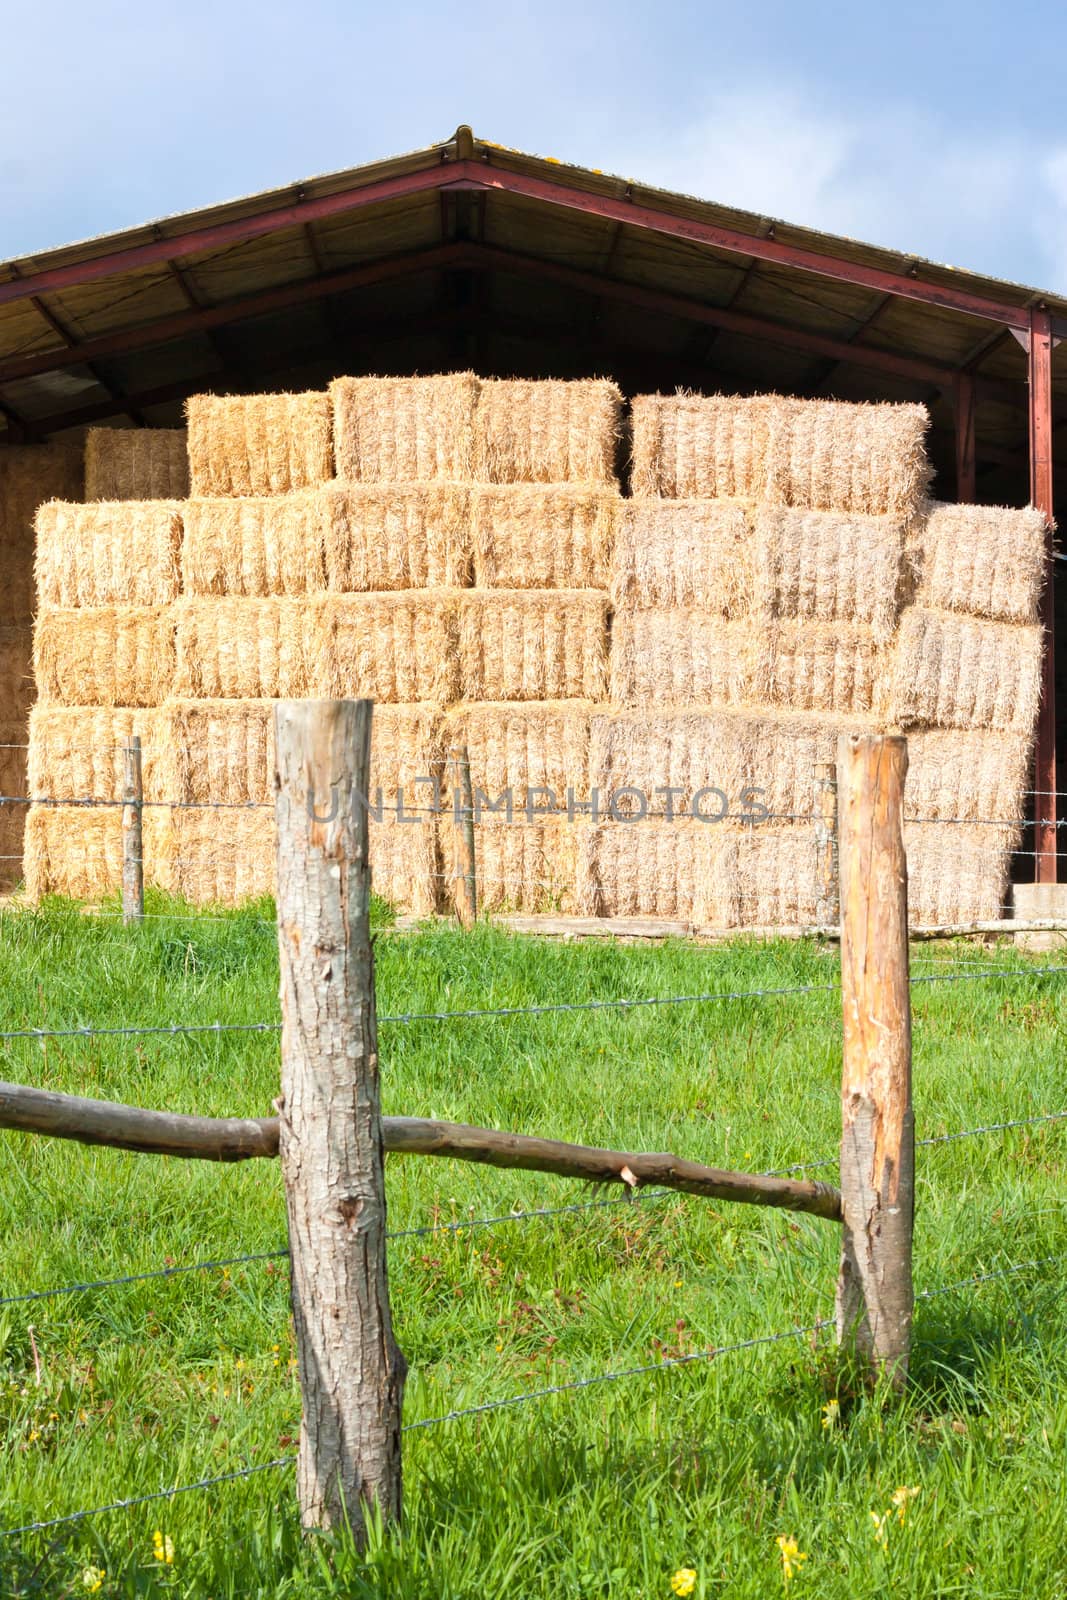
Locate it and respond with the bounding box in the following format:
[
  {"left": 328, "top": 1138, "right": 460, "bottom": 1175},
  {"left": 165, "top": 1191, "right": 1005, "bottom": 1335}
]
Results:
[
  {"left": 954, "top": 372, "right": 977, "bottom": 503},
  {"left": 1029, "top": 307, "right": 1057, "bottom": 883}
]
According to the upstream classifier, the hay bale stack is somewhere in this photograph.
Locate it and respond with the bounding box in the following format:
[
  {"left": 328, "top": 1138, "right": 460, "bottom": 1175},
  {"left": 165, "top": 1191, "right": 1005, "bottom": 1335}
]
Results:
[
  {"left": 610, "top": 612, "right": 762, "bottom": 708},
  {"left": 755, "top": 507, "right": 904, "bottom": 640},
  {"left": 911, "top": 501, "right": 1047, "bottom": 623},
  {"left": 473, "top": 378, "right": 621, "bottom": 484},
  {"left": 905, "top": 727, "right": 1032, "bottom": 823},
  {"left": 890, "top": 607, "right": 1043, "bottom": 732},
  {"left": 330, "top": 374, "right": 478, "bottom": 482},
  {"left": 186, "top": 392, "right": 333, "bottom": 497},
  {"left": 459, "top": 591, "right": 609, "bottom": 702},
  {"left": 34, "top": 607, "right": 175, "bottom": 708},
  {"left": 174, "top": 599, "right": 313, "bottom": 700},
  {"left": 28, "top": 706, "right": 160, "bottom": 803},
  {"left": 589, "top": 708, "right": 750, "bottom": 821},
  {"left": 85, "top": 429, "right": 189, "bottom": 501},
  {"left": 610, "top": 500, "right": 754, "bottom": 612},
  {"left": 905, "top": 822, "right": 1016, "bottom": 925},
  {"left": 735, "top": 827, "right": 822, "bottom": 927},
  {"left": 577, "top": 821, "right": 740, "bottom": 923},
  {"left": 631, "top": 393, "right": 930, "bottom": 516},
  {"left": 151, "top": 806, "right": 276, "bottom": 905},
  {"left": 181, "top": 495, "right": 326, "bottom": 597},
  {"left": 319, "top": 483, "right": 473, "bottom": 590},
  {"left": 0, "top": 443, "right": 84, "bottom": 626},
  {"left": 35, "top": 500, "right": 183, "bottom": 609},
  {"left": 23, "top": 804, "right": 166, "bottom": 902},
  {"left": 766, "top": 623, "right": 886, "bottom": 715},
  {"left": 455, "top": 817, "right": 579, "bottom": 914},
  {"left": 471, "top": 484, "right": 618, "bottom": 590},
  {"left": 314, "top": 593, "right": 460, "bottom": 704},
  {"left": 443, "top": 701, "right": 595, "bottom": 803},
  {"left": 368, "top": 817, "right": 440, "bottom": 916}
]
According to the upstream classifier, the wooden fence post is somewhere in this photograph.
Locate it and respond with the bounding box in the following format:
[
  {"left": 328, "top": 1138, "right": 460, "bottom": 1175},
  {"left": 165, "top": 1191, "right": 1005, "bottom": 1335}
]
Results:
[
  {"left": 835, "top": 733, "right": 914, "bottom": 1388},
  {"left": 447, "top": 744, "right": 477, "bottom": 928},
  {"left": 273, "top": 699, "right": 406, "bottom": 1538},
  {"left": 814, "top": 759, "right": 839, "bottom": 928},
  {"left": 122, "top": 736, "right": 144, "bottom": 925}
]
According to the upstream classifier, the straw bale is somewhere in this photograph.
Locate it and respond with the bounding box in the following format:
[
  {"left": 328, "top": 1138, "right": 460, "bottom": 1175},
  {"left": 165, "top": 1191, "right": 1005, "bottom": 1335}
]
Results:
[
  {"left": 455, "top": 817, "right": 579, "bottom": 914},
  {"left": 0, "top": 443, "right": 84, "bottom": 626},
  {"left": 767, "top": 623, "right": 887, "bottom": 715},
  {"left": 443, "top": 701, "right": 595, "bottom": 805},
  {"left": 459, "top": 591, "right": 609, "bottom": 703},
  {"left": 576, "top": 820, "right": 740, "bottom": 923},
  {"left": 0, "top": 797, "right": 27, "bottom": 891},
  {"left": 34, "top": 607, "right": 174, "bottom": 708},
  {"left": 610, "top": 499, "right": 753, "bottom": 612},
  {"left": 186, "top": 392, "right": 333, "bottom": 497},
  {"left": 369, "top": 816, "right": 440, "bottom": 916},
  {"left": 734, "top": 826, "right": 823, "bottom": 926},
  {"left": 890, "top": 607, "right": 1043, "bottom": 732},
  {"left": 35, "top": 500, "right": 183, "bottom": 609},
  {"left": 589, "top": 708, "right": 750, "bottom": 822},
  {"left": 23, "top": 804, "right": 166, "bottom": 903},
  {"left": 609, "top": 613, "right": 762, "bottom": 708},
  {"left": 904, "top": 821, "right": 1015, "bottom": 925},
  {"left": 0, "top": 627, "right": 34, "bottom": 721},
  {"left": 471, "top": 484, "right": 618, "bottom": 590},
  {"left": 28, "top": 706, "right": 161, "bottom": 803},
  {"left": 313, "top": 593, "right": 460, "bottom": 705},
  {"left": 330, "top": 374, "right": 478, "bottom": 482},
  {"left": 152, "top": 806, "right": 276, "bottom": 905},
  {"left": 85, "top": 428, "right": 189, "bottom": 501},
  {"left": 173, "top": 599, "right": 313, "bottom": 700},
  {"left": 473, "top": 378, "right": 622, "bottom": 484},
  {"left": 904, "top": 726, "right": 1032, "bottom": 824},
  {"left": 631, "top": 392, "right": 930, "bottom": 517},
  {"left": 181, "top": 495, "right": 326, "bottom": 597},
  {"left": 742, "top": 711, "right": 868, "bottom": 820},
  {"left": 755, "top": 507, "right": 904, "bottom": 640},
  {"left": 912, "top": 501, "right": 1047, "bottom": 623},
  {"left": 319, "top": 483, "right": 472, "bottom": 591}
]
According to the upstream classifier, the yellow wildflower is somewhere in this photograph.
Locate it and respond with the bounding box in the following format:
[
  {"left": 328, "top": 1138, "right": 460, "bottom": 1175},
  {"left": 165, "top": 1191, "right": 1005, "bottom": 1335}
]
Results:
[
  {"left": 670, "top": 1569, "right": 697, "bottom": 1597},
  {"left": 775, "top": 1535, "right": 807, "bottom": 1584},
  {"left": 152, "top": 1530, "right": 175, "bottom": 1564},
  {"left": 82, "top": 1568, "right": 105, "bottom": 1594},
  {"left": 821, "top": 1399, "right": 840, "bottom": 1430},
  {"left": 891, "top": 1485, "right": 921, "bottom": 1524},
  {"left": 870, "top": 1510, "right": 890, "bottom": 1551}
]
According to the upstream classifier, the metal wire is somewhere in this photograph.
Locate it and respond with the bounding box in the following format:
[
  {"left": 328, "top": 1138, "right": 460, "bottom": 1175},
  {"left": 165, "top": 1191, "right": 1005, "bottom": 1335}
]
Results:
[{"left": 0, "top": 1249, "right": 289, "bottom": 1309}]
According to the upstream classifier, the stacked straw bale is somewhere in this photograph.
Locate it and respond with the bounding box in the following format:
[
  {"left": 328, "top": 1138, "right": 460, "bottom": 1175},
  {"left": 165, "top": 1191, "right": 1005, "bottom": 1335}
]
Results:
[
  {"left": 909, "top": 501, "right": 1047, "bottom": 622},
  {"left": 314, "top": 593, "right": 461, "bottom": 705},
  {"left": 577, "top": 821, "right": 740, "bottom": 923},
  {"left": 455, "top": 817, "right": 580, "bottom": 914},
  {"left": 187, "top": 393, "right": 333, "bottom": 497},
  {"left": 319, "top": 484, "right": 473, "bottom": 590},
  {"left": 85, "top": 429, "right": 189, "bottom": 501},
  {"left": 889, "top": 609, "right": 1043, "bottom": 733},
  {"left": 331, "top": 375, "right": 478, "bottom": 482},
  {"left": 181, "top": 495, "right": 327, "bottom": 597},
  {"left": 473, "top": 379, "right": 622, "bottom": 484},
  {"left": 173, "top": 598, "right": 313, "bottom": 701},
  {"left": 472, "top": 485, "right": 617, "bottom": 590},
  {"left": 611, "top": 500, "right": 753, "bottom": 612},
  {"left": 35, "top": 606, "right": 177, "bottom": 709},
  {"left": 458, "top": 591, "right": 609, "bottom": 703},
  {"left": 35, "top": 500, "right": 183, "bottom": 608},
  {"left": 443, "top": 701, "right": 595, "bottom": 805},
  {"left": 905, "top": 821, "right": 1018, "bottom": 925}
]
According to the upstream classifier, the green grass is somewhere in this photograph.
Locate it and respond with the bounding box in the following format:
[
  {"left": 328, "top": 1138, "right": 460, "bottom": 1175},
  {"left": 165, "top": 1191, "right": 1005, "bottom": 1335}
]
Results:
[{"left": 0, "top": 893, "right": 1065, "bottom": 1597}]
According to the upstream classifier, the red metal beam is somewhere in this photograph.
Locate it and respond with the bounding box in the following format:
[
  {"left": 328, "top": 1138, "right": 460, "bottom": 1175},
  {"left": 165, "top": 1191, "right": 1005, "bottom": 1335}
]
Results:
[
  {"left": 954, "top": 373, "right": 977, "bottom": 502},
  {"left": 1029, "top": 307, "right": 1058, "bottom": 882}
]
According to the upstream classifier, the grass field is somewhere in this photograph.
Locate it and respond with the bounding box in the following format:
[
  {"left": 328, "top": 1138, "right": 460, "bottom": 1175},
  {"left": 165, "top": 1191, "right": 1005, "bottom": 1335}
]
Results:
[{"left": 0, "top": 895, "right": 1065, "bottom": 1598}]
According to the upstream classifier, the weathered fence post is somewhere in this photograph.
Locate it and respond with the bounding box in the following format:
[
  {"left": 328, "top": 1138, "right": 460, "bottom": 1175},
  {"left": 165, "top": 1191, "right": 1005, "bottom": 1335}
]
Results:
[
  {"left": 447, "top": 744, "right": 477, "bottom": 928},
  {"left": 273, "top": 699, "right": 406, "bottom": 1538},
  {"left": 835, "top": 733, "right": 914, "bottom": 1387},
  {"left": 813, "top": 759, "right": 839, "bottom": 928},
  {"left": 122, "top": 736, "right": 144, "bottom": 925}
]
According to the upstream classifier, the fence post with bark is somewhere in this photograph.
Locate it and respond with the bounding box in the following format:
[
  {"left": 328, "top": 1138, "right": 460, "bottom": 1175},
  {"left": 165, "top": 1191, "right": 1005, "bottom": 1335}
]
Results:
[{"left": 121, "top": 736, "right": 144, "bottom": 926}]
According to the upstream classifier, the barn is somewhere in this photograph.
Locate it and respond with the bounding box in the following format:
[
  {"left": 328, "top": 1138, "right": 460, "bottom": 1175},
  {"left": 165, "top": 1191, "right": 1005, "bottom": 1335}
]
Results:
[{"left": 0, "top": 125, "right": 1062, "bottom": 922}]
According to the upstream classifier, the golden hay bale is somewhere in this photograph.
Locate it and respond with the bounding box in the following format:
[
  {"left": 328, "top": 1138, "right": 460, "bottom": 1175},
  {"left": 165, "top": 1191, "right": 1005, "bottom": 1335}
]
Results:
[
  {"left": 766, "top": 623, "right": 887, "bottom": 715},
  {"left": 889, "top": 607, "right": 1043, "bottom": 732},
  {"left": 330, "top": 374, "right": 479, "bottom": 482},
  {"left": 734, "top": 826, "right": 822, "bottom": 926},
  {"left": 23, "top": 804, "right": 167, "bottom": 902},
  {"left": 471, "top": 484, "right": 618, "bottom": 590},
  {"left": 313, "top": 593, "right": 460, "bottom": 705},
  {"left": 28, "top": 706, "right": 161, "bottom": 803},
  {"left": 473, "top": 378, "right": 622, "bottom": 484},
  {"left": 904, "top": 726, "right": 1032, "bottom": 824},
  {"left": 0, "top": 443, "right": 84, "bottom": 626},
  {"left": 84, "top": 428, "right": 189, "bottom": 501},
  {"left": 609, "top": 613, "right": 763, "bottom": 708},
  {"left": 451, "top": 817, "right": 579, "bottom": 914},
  {"left": 34, "top": 607, "right": 175, "bottom": 708},
  {"left": 186, "top": 392, "right": 333, "bottom": 497},
  {"left": 151, "top": 805, "right": 275, "bottom": 905},
  {"left": 443, "top": 701, "right": 595, "bottom": 804},
  {"left": 576, "top": 820, "right": 739, "bottom": 923},
  {"left": 610, "top": 499, "right": 754, "bottom": 613},
  {"left": 0, "top": 627, "right": 35, "bottom": 721},
  {"left": 743, "top": 711, "right": 868, "bottom": 820},
  {"left": 904, "top": 821, "right": 1016, "bottom": 925},
  {"left": 173, "top": 599, "right": 313, "bottom": 700},
  {"left": 912, "top": 501, "right": 1047, "bottom": 623},
  {"left": 459, "top": 591, "right": 610, "bottom": 703},
  {"left": 35, "top": 500, "right": 183, "bottom": 609},
  {"left": 755, "top": 507, "right": 904, "bottom": 640},
  {"left": 631, "top": 392, "right": 930, "bottom": 516},
  {"left": 369, "top": 816, "right": 440, "bottom": 916},
  {"left": 181, "top": 495, "right": 326, "bottom": 598},
  {"left": 589, "top": 708, "right": 751, "bottom": 821},
  {"left": 319, "top": 483, "right": 473, "bottom": 590}
]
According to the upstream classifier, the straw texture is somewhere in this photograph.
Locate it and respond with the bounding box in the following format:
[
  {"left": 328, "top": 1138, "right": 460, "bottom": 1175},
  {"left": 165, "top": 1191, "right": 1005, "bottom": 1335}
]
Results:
[
  {"left": 181, "top": 495, "right": 326, "bottom": 597},
  {"left": 319, "top": 483, "right": 473, "bottom": 590},
  {"left": 152, "top": 807, "right": 276, "bottom": 905},
  {"left": 471, "top": 484, "right": 618, "bottom": 590},
  {"left": 85, "top": 429, "right": 189, "bottom": 501},
  {"left": 766, "top": 622, "right": 886, "bottom": 715},
  {"left": 186, "top": 392, "right": 333, "bottom": 497},
  {"left": 631, "top": 393, "right": 930, "bottom": 516},
  {"left": 589, "top": 708, "right": 749, "bottom": 821},
  {"left": 313, "top": 593, "right": 460, "bottom": 704},
  {"left": 905, "top": 821, "right": 1016, "bottom": 925},
  {"left": 577, "top": 821, "right": 739, "bottom": 923},
  {"left": 609, "top": 613, "right": 762, "bottom": 708},
  {"left": 0, "top": 443, "right": 84, "bottom": 626},
  {"left": 23, "top": 805, "right": 166, "bottom": 902},
  {"left": 34, "top": 607, "right": 176, "bottom": 708},
  {"left": 890, "top": 607, "right": 1043, "bottom": 732},
  {"left": 912, "top": 501, "right": 1047, "bottom": 623},
  {"left": 28, "top": 706, "right": 160, "bottom": 803},
  {"left": 443, "top": 701, "right": 595, "bottom": 804},
  {"left": 473, "top": 378, "right": 621, "bottom": 484},
  {"left": 755, "top": 507, "right": 904, "bottom": 640},
  {"left": 174, "top": 599, "right": 313, "bottom": 701},
  {"left": 369, "top": 817, "right": 440, "bottom": 916},
  {"left": 35, "top": 500, "right": 183, "bottom": 609},
  {"left": 610, "top": 499, "right": 754, "bottom": 612},
  {"left": 734, "top": 827, "right": 822, "bottom": 927},
  {"left": 331, "top": 374, "right": 478, "bottom": 482},
  {"left": 457, "top": 818, "right": 579, "bottom": 914},
  {"left": 904, "top": 726, "right": 1033, "bottom": 823},
  {"left": 459, "top": 591, "right": 610, "bottom": 702}
]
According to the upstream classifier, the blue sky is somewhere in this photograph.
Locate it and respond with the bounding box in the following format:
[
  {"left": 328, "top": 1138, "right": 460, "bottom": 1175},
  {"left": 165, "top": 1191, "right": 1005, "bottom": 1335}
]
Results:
[{"left": 4, "top": 0, "right": 1065, "bottom": 291}]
